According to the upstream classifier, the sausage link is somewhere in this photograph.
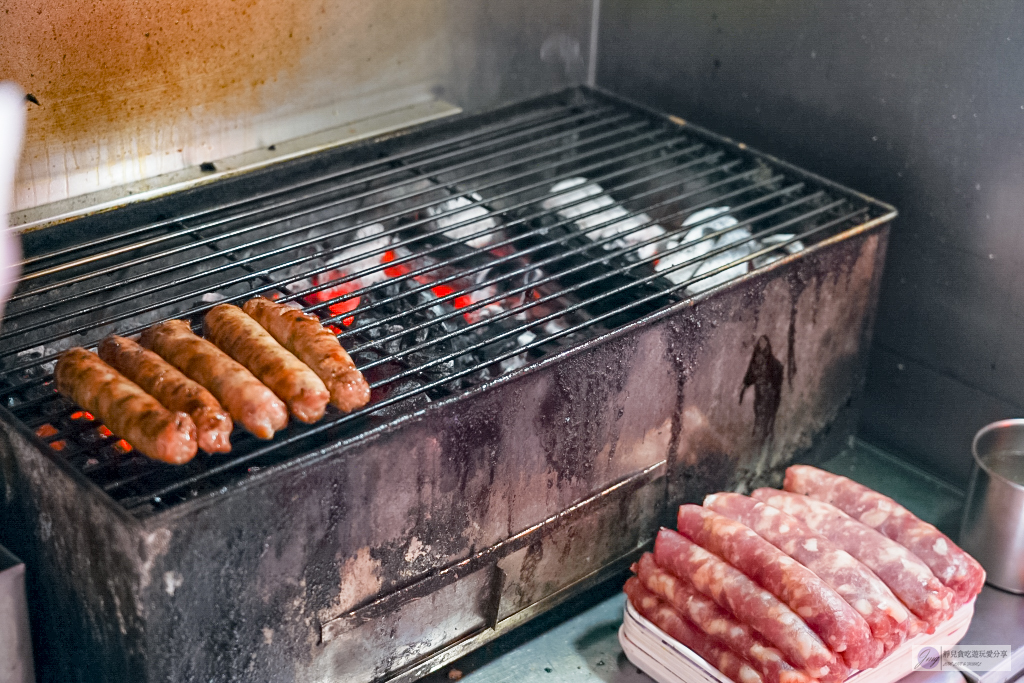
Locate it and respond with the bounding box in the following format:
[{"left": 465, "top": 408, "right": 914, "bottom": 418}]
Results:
[
  {"left": 654, "top": 528, "right": 845, "bottom": 681},
  {"left": 140, "top": 320, "right": 288, "bottom": 439},
  {"left": 784, "top": 465, "right": 984, "bottom": 606},
  {"left": 54, "top": 348, "right": 197, "bottom": 464},
  {"left": 99, "top": 336, "right": 233, "bottom": 453},
  {"left": 242, "top": 298, "right": 370, "bottom": 413},
  {"left": 624, "top": 577, "right": 765, "bottom": 683},
  {"left": 751, "top": 489, "right": 955, "bottom": 630},
  {"left": 705, "top": 492, "right": 909, "bottom": 656},
  {"left": 635, "top": 553, "right": 814, "bottom": 683},
  {"left": 677, "top": 504, "right": 879, "bottom": 669},
  {"left": 204, "top": 304, "right": 329, "bottom": 423}
]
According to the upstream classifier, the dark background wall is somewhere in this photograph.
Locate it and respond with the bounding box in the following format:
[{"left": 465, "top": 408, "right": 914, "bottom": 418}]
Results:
[{"left": 597, "top": 0, "right": 1024, "bottom": 485}]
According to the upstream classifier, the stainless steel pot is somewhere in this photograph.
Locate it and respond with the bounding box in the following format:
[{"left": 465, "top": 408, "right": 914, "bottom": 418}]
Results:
[{"left": 960, "top": 419, "right": 1024, "bottom": 594}]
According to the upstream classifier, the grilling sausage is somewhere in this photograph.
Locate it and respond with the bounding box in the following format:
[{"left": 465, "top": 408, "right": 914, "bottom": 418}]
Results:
[
  {"left": 751, "top": 488, "right": 956, "bottom": 630},
  {"left": 654, "top": 528, "right": 846, "bottom": 681},
  {"left": 54, "top": 347, "right": 198, "bottom": 464},
  {"left": 624, "top": 577, "right": 764, "bottom": 683},
  {"left": 204, "top": 304, "right": 330, "bottom": 423},
  {"left": 705, "top": 492, "right": 911, "bottom": 656},
  {"left": 783, "top": 465, "right": 985, "bottom": 607},
  {"left": 676, "top": 504, "right": 880, "bottom": 669},
  {"left": 242, "top": 297, "right": 370, "bottom": 412},
  {"left": 140, "top": 320, "right": 288, "bottom": 439},
  {"left": 634, "top": 553, "right": 814, "bottom": 683},
  {"left": 98, "top": 335, "right": 233, "bottom": 453}
]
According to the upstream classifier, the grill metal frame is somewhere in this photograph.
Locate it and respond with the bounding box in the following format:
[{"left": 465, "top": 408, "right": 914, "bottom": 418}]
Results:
[
  {"left": 1, "top": 88, "right": 894, "bottom": 518},
  {"left": 0, "top": 87, "right": 897, "bottom": 683}
]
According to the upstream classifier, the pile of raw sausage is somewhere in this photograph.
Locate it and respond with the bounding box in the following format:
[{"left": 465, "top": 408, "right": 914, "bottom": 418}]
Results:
[
  {"left": 624, "top": 465, "right": 985, "bottom": 683},
  {"left": 53, "top": 298, "right": 371, "bottom": 465}
]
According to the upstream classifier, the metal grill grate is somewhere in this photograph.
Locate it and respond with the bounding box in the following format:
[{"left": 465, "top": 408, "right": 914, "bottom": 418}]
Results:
[{"left": 0, "top": 89, "right": 888, "bottom": 514}]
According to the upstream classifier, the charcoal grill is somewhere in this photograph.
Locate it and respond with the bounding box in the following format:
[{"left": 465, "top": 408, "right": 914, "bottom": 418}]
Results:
[{"left": 0, "top": 88, "right": 895, "bottom": 682}]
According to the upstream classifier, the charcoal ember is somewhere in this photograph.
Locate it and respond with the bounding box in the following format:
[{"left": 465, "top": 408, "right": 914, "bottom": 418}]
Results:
[{"left": 76, "top": 428, "right": 108, "bottom": 446}]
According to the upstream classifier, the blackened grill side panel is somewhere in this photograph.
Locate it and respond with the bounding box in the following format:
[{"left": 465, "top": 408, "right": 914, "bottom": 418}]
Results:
[
  {"left": 138, "top": 318, "right": 677, "bottom": 683},
  {"left": 668, "top": 226, "right": 890, "bottom": 505},
  {"left": 0, "top": 421, "right": 149, "bottom": 682}
]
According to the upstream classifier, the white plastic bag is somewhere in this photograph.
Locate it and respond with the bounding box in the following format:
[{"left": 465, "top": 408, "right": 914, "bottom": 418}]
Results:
[{"left": 0, "top": 82, "right": 25, "bottom": 324}]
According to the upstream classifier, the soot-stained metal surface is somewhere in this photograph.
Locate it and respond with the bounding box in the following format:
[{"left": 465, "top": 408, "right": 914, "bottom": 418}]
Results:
[
  {"left": 0, "top": 224, "right": 888, "bottom": 682},
  {"left": 0, "top": 90, "right": 894, "bottom": 683}
]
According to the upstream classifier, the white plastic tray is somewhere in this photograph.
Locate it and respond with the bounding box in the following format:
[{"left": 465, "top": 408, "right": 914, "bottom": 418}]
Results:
[{"left": 620, "top": 598, "right": 975, "bottom": 683}]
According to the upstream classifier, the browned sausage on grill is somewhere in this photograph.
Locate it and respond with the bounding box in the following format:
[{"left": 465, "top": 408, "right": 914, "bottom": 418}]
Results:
[
  {"left": 242, "top": 297, "right": 370, "bottom": 412},
  {"left": 204, "top": 304, "right": 330, "bottom": 423},
  {"left": 98, "top": 335, "right": 233, "bottom": 453},
  {"left": 140, "top": 320, "right": 288, "bottom": 439},
  {"left": 54, "top": 347, "right": 198, "bottom": 464}
]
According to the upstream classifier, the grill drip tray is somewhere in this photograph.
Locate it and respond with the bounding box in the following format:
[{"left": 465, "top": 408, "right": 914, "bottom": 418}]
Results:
[{"left": 0, "top": 87, "right": 896, "bottom": 683}]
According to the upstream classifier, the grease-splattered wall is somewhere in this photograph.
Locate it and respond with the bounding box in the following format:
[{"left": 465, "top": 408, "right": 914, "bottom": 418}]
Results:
[{"left": 0, "top": 0, "right": 594, "bottom": 212}]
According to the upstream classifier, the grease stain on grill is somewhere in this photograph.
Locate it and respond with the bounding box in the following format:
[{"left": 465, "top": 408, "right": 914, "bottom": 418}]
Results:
[
  {"left": 535, "top": 340, "right": 632, "bottom": 486},
  {"left": 785, "top": 267, "right": 810, "bottom": 388},
  {"left": 740, "top": 334, "right": 784, "bottom": 446}
]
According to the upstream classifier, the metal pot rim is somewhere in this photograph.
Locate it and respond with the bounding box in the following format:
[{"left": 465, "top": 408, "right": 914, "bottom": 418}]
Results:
[{"left": 971, "top": 418, "right": 1024, "bottom": 492}]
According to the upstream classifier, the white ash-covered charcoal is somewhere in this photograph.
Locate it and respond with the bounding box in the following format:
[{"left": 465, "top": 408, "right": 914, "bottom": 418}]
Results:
[
  {"left": 705, "top": 492, "right": 910, "bottom": 656},
  {"left": 635, "top": 553, "right": 815, "bottom": 683},
  {"left": 751, "top": 233, "right": 805, "bottom": 269},
  {"left": 751, "top": 489, "right": 956, "bottom": 631},
  {"left": 542, "top": 177, "right": 666, "bottom": 259},
  {"left": 425, "top": 193, "right": 503, "bottom": 249},
  {"left": 783, "top": 465, "right": 985, "bottom": 607},
  {"left": 654, "top": 528, "right": 846, "bottom": 682},
  {"left": 624, "top": 577, "right": 765, "bottom": 683},
  {"left": 655, "top": 206, "right": 738, "bottom": 285},
  {"left": 676, "top": 504, "right": 880, "bottom": 670}
]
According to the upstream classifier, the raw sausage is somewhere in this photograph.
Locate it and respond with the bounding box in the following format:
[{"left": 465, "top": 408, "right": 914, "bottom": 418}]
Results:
[
  {"left": 204, "top": 304, "right": 330, "bottom": 423},
  {"left": 99, "top": 336, "right": 233, "bottom": 453},
  {"left": 751, "top": 489, "right": 955, "bottom": 630},
  {"left": 654, "top": 528, "right": 846, "bottom": 681},
  {"left": 54, "top": 347, "right": 197, "bottom": 464},
  {"left": 705, "top": 492, "right": 910, "bottom": 656},
  {"left": 242, "top": 297, "right": 370, "bottom": 412},
  {"left": 624, "top": 577, "right": 764, "bottom": 683},
  {"left": 783, "top": 465, "right": 984, "bottom": 606},
  {"left": 140, "top": 320, "right": 288, "bottom": 439},
  {"left": 635, "top": 553, "right": 814, "bottom": 683},
  {"left": 677, "top": 504, "right": 879, "bottom": 669}
]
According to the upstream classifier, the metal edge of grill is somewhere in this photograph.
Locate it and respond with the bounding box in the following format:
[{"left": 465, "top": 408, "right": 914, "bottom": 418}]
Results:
[{"left": 0, "top": 86, "right": 897, "bottom": 520}]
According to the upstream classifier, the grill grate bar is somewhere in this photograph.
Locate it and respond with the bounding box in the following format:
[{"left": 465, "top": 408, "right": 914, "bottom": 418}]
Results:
[
  {"left": 114, "top": 206, "right": 867, "bottom": 511},
  {"left": 6, "top": 114, "right": 667, "bottom": 314},
  {"left": 1, "top": 90, "right": 886, "bottom": 513},
  {"left": 348, "top": 181, "right": 811, "bottom": 360},
  {"left": 20, "top": 103, "right": 600, "bottom": 273},
  {"left": 2, "top": 114, "right": 662, "bottom": 331},
  {"left": 12, "top": 107, "right": 636, "bottom": 296},
  {"left": 88, "top": 193, "right": 839, "bottom": 499},
  {"left": 290, "top": 157, "right": 747, "bottom": 323},
  {"left": 355, "top": 196, "right": 841, "bottom": 378},
  {"left": 0, "top": 133, "right": 710, "bottom": 372},
  {"left": 0, "top": 142, "right": 728, "bottom": 399},
  {"left": 335, "top": 176, "right": 800, "bottom": 352}
]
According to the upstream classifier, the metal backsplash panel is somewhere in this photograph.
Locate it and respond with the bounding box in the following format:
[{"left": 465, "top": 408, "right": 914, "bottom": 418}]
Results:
[
  {"left": 596, "top": 0, "right": 1024, "bottom": 484},
  {"left": 2, "top": 0, "right": 595, "bottom": 217}
]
